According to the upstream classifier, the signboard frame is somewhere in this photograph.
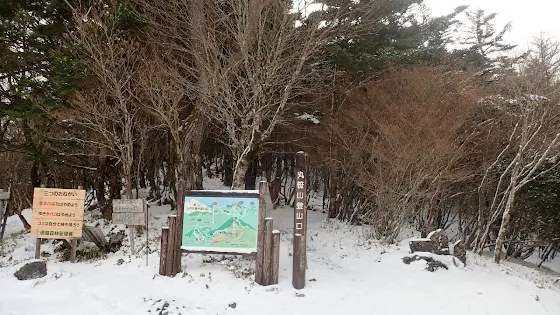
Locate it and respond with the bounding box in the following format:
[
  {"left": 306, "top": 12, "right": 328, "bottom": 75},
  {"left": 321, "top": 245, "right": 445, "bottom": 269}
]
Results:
[
  {"left": 180, "top": 190, "right": 260, "bottom": 255},
  {"left": 30, "top": 187, "right": 86, "bottom": 239}
]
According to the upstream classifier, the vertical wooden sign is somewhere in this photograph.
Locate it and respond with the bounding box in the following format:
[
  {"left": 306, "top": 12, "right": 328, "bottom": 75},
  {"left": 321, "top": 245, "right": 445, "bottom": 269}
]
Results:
[{"left": 293, "top": 151, "right": 307, "bottom": 289}]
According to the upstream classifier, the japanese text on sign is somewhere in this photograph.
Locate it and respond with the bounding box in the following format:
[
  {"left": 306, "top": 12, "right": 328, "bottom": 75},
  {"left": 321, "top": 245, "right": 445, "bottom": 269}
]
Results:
[{"left": 295, "top": 170, "right": 306, "bottom": 232}]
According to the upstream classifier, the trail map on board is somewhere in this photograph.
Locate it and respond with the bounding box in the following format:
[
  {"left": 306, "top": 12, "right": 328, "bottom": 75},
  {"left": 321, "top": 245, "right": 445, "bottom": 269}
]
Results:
[{"left": 181, "top": 195, "right": 259, "bottom": 253}]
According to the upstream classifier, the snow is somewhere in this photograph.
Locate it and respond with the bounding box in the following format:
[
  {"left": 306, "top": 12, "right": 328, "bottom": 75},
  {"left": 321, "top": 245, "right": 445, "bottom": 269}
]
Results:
[
  {"left": 1, "top": 187, "right": 560, "bottom": 314},
  {"left": 294, "top": 113, "right": 320, "bottom": 124},
  {"left": 426, "top": 229, "right": 442, "bottom": 239}
]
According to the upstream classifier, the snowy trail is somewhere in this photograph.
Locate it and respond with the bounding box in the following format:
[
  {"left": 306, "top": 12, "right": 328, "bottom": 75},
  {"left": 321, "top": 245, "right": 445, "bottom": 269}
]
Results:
[{"left": 1, "top": 202, "right": 560, "bottom": 314}]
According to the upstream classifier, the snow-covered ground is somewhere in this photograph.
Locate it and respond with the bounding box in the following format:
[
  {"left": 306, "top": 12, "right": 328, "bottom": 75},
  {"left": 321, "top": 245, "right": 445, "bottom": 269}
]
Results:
[{"left": 1, "top": 182, "right": 560, "bottom": 315}]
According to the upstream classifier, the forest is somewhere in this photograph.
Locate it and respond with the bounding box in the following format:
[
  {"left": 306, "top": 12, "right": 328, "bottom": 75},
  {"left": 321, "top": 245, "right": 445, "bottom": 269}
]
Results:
[{"left": 1, "top": 0, "right": 560, "bottom": 265}]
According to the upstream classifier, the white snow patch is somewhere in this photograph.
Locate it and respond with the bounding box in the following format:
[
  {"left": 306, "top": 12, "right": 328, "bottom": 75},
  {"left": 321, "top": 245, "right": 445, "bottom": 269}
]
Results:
[
  {"left": 295, "top": 112, "right": 320, "bottom": 124},
  {"left": 1, "top": 184, "right": 560, "bottom": 315}
]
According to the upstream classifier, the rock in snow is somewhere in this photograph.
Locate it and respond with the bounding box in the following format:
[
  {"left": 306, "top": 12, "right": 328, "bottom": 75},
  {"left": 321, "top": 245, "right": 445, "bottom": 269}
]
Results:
[
  {"left": 453, "top": 240, "right": 467, "bottom": 265},
  {"left": 409, "top": 239, "right": 436, "bottom": 254},
  {"left": 428, "top": 229, "right": 450, "bottom": 255},
  {"left": 402, "top": 255, "right": 449, "bottom": 272},
  {"left": 409, "top": 229, "right": 451, "bottom": 256},
  {"left": 14, "top": 261, "right": 47, "bottom": 280}
]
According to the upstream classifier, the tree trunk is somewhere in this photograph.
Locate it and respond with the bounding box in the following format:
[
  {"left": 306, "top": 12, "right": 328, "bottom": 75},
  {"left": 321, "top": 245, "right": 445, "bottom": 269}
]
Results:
[
  {"left": 328, "top": 173, "right": 338, "bottom": 218},
  {"left": 232, "top": 154, "right": 251, "bottom": 190},
  {"left": 195, "top": 154, "right": 203, "bottom": 189},
  {"left": 494, "top": 187, "right": 517, "bottom": 263},
  {"left": 30, "top": 161, "right": 40, "bottom": 188},
  {"left": 224, "top": 153, "right": 233, "bottom": 187},
  {"left": 96, "top": 148, "right": 109, "bottom": 219},
  {"left": 126, "top": 171, "right": 133, "bottom": 199},
  {"left": 244, "top": 156, "right": 258, "bottom": 190}
]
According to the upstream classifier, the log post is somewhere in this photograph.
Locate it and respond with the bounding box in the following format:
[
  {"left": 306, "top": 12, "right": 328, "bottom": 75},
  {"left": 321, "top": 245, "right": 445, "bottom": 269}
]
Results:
[
  {"left": 166, "top": 215, "right": 177, "bottom": 276},
  {"left": 263, "top": 218, "right": 273, "bottom": 285},
  {"left": 255, "top": 181, "right": 268, "bottom": 285},
  {"left": 159, "top": 227, "right": 169, "bottom": 275},
  {"left": 0, "top": 187, "right": 10, "bottom": 239},
  {"left": 174, "top": 216, "right": 182, "bottom": 273},
  {"left": 271, "top": 230, "right": 280, "bottom": 285},
  {"left": 293, "top": 151, "right": 307, "bottom": 288},
  {"left": 174, "top": 181, "right": 185, "bottom": 274},
  {"left": 293, "top": 233, "right": 305, "bottom": 289}
]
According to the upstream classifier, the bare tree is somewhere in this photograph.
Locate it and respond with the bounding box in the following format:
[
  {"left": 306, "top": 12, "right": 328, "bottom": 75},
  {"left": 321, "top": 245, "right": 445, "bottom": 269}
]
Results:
[
  {"left": 520, "top": 34, "right": 560, "bottom": 95},
  {"left": 54, "top": 1, "right": 142, "bottom": 204},
  {"left": 135, "top": 50, "right": 206, "bottom": 192},
  {"left": 137, "top": 0, "right": 376, "bottom": 189},
  {"left": 473, "top": 43, "right": 560, "bottom": 262}
]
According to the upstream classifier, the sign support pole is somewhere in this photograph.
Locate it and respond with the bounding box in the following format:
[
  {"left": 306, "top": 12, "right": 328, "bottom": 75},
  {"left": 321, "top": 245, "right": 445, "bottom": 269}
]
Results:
[
  {"left": 0, "top": 185, "right": 11, "bottom": 239},
  {"left": 35, "top": 184, "right": 46, "bottom": 259},
  {"left": 146, "top": 200, "right": 149, "bottom": 267}
]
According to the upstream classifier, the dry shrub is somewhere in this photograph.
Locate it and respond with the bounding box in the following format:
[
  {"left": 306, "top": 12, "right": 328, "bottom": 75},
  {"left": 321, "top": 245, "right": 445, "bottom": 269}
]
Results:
[{"left": 323, "top": 66, "right": 483, "bottom": 241}]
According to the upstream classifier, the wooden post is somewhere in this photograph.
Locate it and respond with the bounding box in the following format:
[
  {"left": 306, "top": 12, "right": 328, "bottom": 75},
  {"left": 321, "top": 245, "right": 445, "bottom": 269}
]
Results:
[
  {"left": 293, "top": 151, "right": 307, "bottom": 288},
  {"left": 173, "top": 181, "right": 185, "bottom": 275},
  {"left": 35, "top": 239, "right": 41, "bottom": 259},
  {"left": 0, "top": 186, "right": 10, "bottom": 239},
  {"left": 255, "top": 181, "right": 268, "bottom": 285},
  {"left": 166, "top": 215, "right": 177, "bottom": 276},
  {"left": 70, "top": 185, "right": 83, "bottom": 263},
  {"left": 174, "top": 216, "right": 181, "bottom": 274},
  {"left": 271, "top": 230, "right": 280, "bottom": 285},
  {"left": 293, "top": 233, "right": 305, "bottom": 289},
  {"left": 70, "top": 239, "right": 78, "bottom": 263},
  {"left": 146, "top": 200, "right": 149, "bottom": 267},
  {"left": 129, "top": 226, "right": 135, "bottom": 255},
  {"left": 159, "top": 227, "right": 169, "bottom": 275},
  {"left": 35, "top": 184, "right": 46, "bottom": 259},
  {"left": 263, "top": 217, "right": 274, "bottom": 285}
]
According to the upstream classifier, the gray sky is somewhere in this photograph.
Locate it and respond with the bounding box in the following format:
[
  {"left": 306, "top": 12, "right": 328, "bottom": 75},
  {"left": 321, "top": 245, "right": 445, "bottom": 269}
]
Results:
[{"left": 424, "top": 0, "right": 560, "bottom": 50}]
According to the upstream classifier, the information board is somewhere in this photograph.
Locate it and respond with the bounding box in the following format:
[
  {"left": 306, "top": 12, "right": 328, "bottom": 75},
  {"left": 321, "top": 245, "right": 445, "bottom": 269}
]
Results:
[
  {"left": 181, "top": 191, "right": 259, "bottom": 254},
  {"left": 31, "top": 188, "right": 86, "bottom": 239},
  {"left": 0, "top": 191, "right": 10, "bottom": 200},
  {"left": 113, "top": 199, "right": 146, "bottom": 226}
]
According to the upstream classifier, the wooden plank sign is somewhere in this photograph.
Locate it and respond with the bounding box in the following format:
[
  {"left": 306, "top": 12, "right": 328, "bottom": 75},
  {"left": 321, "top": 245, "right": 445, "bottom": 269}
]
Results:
[
  {"left": 112, "top": 199, "right": 146, "bottom": 226},
  {"left": 0, "top": 191, "right": 10, "bottom": 200},
  {"left": 31, "top": 188, "right": 86, "bottom": 239}
]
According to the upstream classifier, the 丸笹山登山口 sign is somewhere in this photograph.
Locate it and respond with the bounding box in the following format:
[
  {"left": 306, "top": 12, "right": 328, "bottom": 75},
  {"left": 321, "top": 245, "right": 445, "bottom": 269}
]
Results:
[{"left": 31, "top": 188, "right": 86, "bottom": 239}]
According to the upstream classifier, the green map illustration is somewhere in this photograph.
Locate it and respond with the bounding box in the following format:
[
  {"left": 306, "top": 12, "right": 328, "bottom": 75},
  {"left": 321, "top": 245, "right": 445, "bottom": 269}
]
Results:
[{"left": 181, "top": 196, "right": 258, "bottom": 253}]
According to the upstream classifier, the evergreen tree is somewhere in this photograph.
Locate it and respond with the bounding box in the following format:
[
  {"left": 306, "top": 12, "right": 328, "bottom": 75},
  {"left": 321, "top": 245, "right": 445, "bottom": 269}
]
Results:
[
  {"left": 0, "top": 0, "right": 83, "bottom": 185},
  {"left": 312, "top": 0, "right": 466, "bottom": 77},
  {"left": 451, "top": 8, "right": 516, "bottom": 68}
]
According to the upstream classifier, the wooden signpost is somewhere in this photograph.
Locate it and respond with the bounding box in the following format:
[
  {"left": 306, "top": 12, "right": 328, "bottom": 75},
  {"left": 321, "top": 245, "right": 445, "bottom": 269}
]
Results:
[
  {"left": 293, "top": 151, "right": 308, "bottom": 290},
  {"left": 112, "top": 199, "right": 147, "bottom": 256},
  {"left": 31, "top": 186, "right": 86, "bottom": 262},
  {"left": 0, "top": 187, "right": 11, "bottom": 239}
]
